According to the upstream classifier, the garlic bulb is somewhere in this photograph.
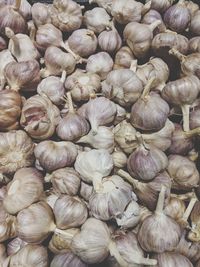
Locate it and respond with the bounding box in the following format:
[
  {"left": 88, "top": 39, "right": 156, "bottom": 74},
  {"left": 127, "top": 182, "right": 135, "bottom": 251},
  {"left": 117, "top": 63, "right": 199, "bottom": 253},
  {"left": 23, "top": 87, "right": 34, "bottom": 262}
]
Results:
[
  {"left": 56, "top": 92, "right": 90, "bottom": 141},
  {"left": 189, "top": 37, "right": 200, "bottom": 53},
  {"left": 0, "top": 49, "right": 15, "bottom": 89},
  {"left": 74, "top": 149, "right": 113, "bottom": 188},
  {"left": 124, "top": 20, "right": 161, "bottom": 58},
  {"left": 0, "top": 201, "right": 16, "bottom": 242},
  {"left": 142, "top": 9, "right": 166, "bottom": 34},
  {"left": 78, "top": 97, "right": 117, "bottom": 134},
  {"left": 4, "top": 60, "right": 40, "bottom": 92},
  {"left": 167, "top": 155, "right": 199, "bottom": 190},
  {"left": 17, "top": 201, "right": 55, "bottom": 243},
  {"left": 31, "top": 3, "right": 51, "bottom": 27},
  {"left": 37, "top": 74, "right": 65, "bottom": 106},
  {"left": 80, "top": 182, "right": 93, "bottom": 202},
  {"left": 1, "top": 0, "right": 31, "bottom": 20},
  {"left": 86, "top": 52, "right": 114, "bottom": 80},
  {"left": 9, "top": 244, "right": 48, "bottom": 267},
  {"left": 138, "top": 186, "right": 182, "bottom": 253},
  {"left": 41, "top": 46, "right": 76, "bottom": 78},
  {"left": 102, "top": 67, "right": 143, "bottom": 107},
  {"left": 189, "top": 10, "right": 200, "bottom": 36},
  {"left": 146, "top": 0, "right": 174, "bottom": 13},
  {"left": 77, "top": 126, "right": 114, "bottom": 153},
  {"left": 162, "top": 75, "right": 200, "bottom": 131},
  {"left": 6, "top": 27, "right": 39, "bottom": 62},
  {"left": 3, "top": 167, "right": 43, "bottom": 215},
  {"left": 114, "top": 46, "right": 135, "bottom": 69},
  {"left": 0, "top": 89, "right": 21, "bottom": 131},
  {"left": 152, "top": 252, "right": 193, "bottom": 267},
  {"left": 127, "top": 134, "right": 168, "bottom": 181},
  {"left": 49, "top": 0, "right": 82, "bottom": 32},
  {"left": 188, "top": 201, "right": 200, "bottom": 242},
  {"left": 164, "top": 0, "right": 191, "bottom": 33},
  {"left": 164, "top": 197, "right": 186, "bottom": 223},
  {"left": 84, "top": 7, "right": 111, "bottom": 33},
  {"left": 0, "top": 36, "right": 6, "bottom": 51},
  {"left": 89, "top": 0, "right": 112, "bottom": 13},
  {"left": 65, "top": 69, "right": 101, "bottom": 102},
  {"left": 45, "top": 167, "right": 80, "bottom": 196},
  {"left": 20, "top": 94, "right": 60, "bottom": 140},
  {"left": 66, "top": 29, "right": 97, "bottom": 58},
  {"left": 130, "top": 79, "right": 170, "bottom": 131},
  {"left": 0, "top": 130, "right": 34, "bottom": 175},
  {"left": 54, "top": 195, "right": 88, "bottom": 229},
  {"left": 50, "top": 252, "right": 88, "bottom": 267},
  {"left": 190, "top": 109, "right": 200, "bottom": 130},
  {"left": 89, "top": 175, "right": 134, "bottom": 221},
  {"left": 112, "top": 150, "right": 127, "bottom": 169},
  {"left": 118, "top": 170, "right": 171, "bottom": 211},
  {"left": 7, "top": 237, "right": 27, "bottom": 256},
  {"left": 34, "top": 141, "right": 78, "bottom": 172}
]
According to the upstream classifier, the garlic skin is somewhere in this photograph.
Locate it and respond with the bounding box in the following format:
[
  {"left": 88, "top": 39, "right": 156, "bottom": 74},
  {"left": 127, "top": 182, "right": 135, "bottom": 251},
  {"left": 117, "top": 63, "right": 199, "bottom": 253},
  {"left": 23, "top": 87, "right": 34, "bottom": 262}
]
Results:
[
  {"left": 112, "top": 150, "right": 127, "bottom": 169},
  {"left": 0, "top": 130, "right": 34, "bottom": 175},
  {"left": 189, "top": 37, "right": 200, "bottom": 53},
  {"left": 54, "top": 195, "right": 88, "bottom": 230},
  {"left": 146, "top": 0, "right": 174, "bottom": 13},
  {"left": 49, "top": 0, "right": 82, "bottom": 32},
  {"left": 50, "top": 252, "right": 88, "bottom": 267},
  {"left": 164, "top": 197, "right": 186, "bottom": 223},
  {"left": 86, "top": 52, "right": 114, "bottom": 80},
  {"left": 4, "top": 60, "right": 41, "bottom": 92},
  {"left": 20, "top": 94, "right": 61, "bottom": 140},
  {"left": 138, "top": 187, "right": 182, "bottom": 253},
  {"left": 164, "top": 2, "right": 191, "bottom": 33},
  {"left": 98, "top": 27, "right": 122, "bottom": 54},
  {"left": 37, "top": 76, "right": 65, "bottom": 106},
  {"left": 7, "top": 237, "right": 27, "bottom": 256},
  {"left": 17, "top": 201, "right": 55, "bottom": 244},
  {"left": 190, "top": 10, "right": 200, "bottom": 36},
  {"left": 9, "top": 244, "right": 48, "bottom": 267},
  {"left": 31, "top": 3, "right": 51, "bottom": 27},
  {"left": 65, "top": 69, "right": 101, "bottom": 102},
  {"left": 71, "top": 218, "right": 111, "bottom": 264},
  {"left": 80, "top": 182, "right": 93, "bottom": 202},
  {"left": 114, "top": 46, "right": 134, "bottom": 69},
  {"left": 102, "top": 68, "right": 143, "bottom": 107},
  {"left": 41, "top": 46, "right": 76, "bottom": 78},
  {"left": 89, "top": 175, "right": 134, "bottom": 221},
  {"left": 74, "top": 149, "right": 113, "bottom": 186},
  {"left": 84, "top": 7, "right": 111, "bottom": 33},
  {"left": 152, "top": 252, "right": 193, "bottom": 267},
  {"left": 47, "top": 167, "right": 81, "bottom": 196},
  {"left": 34, "top": 141, "right": 78, "bottom": 172},
  {"left": 124, "top": 21, "right": 161, "bottom": 58},
  {"left": 0, "top": 49, "right": 15, "bottom": 89},
  {"left": 127, "top": 142, "right": 168, "bottom": 181},
  {"left": 67, "top": 29, "right": 98, "bottom": 58},
  {"left": 3, "top": 168, "right": 43, "bottom": 215},
  {"left": 77, "top": 126, "right": 114, "bottom": 153},
  {"left": 78, "top": 97, "right": 117, "bottom": 134},
  {"left": 167, "top": 155, "right": 199, "bottom": 190},
  {"left": 0, "top": 89, "right": 21, "bottom": 131}
]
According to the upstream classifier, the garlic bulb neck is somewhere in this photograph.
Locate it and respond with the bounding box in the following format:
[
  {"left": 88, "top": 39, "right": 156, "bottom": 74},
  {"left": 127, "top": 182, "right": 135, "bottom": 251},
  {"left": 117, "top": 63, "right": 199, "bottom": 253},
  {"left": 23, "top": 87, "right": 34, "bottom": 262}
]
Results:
[
  {"left": 13, "top": 0, "right": 21, "bottom": 11},
  {"left": 129, "top": 60, "right": 138, "bottom": 72},
  {"left": 60, "top": 70, "right": 67, "bottom": 84},
  {"left": 181, "top": 104, "right": 190, "bottom": 132},
  {"left": 5, "top": 28, "right": 20, "bottom": 56},
  {"left": 108, "top": 241, "right": 128, "bottom": 267},
  {"left": 185, "top": 127, "right": 200, "bottom": 138},
  {"left": 148, "top": 20, "right": 162, "bottom": 31},
  {"left": 93, "top": 172, "right": 104, "bottom": 192},
  {"left": 141, "top": 77, "right": 155, "bottom": 99},
  {"left": 135, "top": 132, "right": 147, "bottom": 149},
  {"left": 182, "top": 198, "right": 197, "bottom": 222},
  {"left": 117, "top": 169, "right": 140, "bottom": 189},
  {"left": 142, "top": 1, "right": 151, "bottom": 16},
  {"left": 169, "top": 48, "right": 186, "bottom": 62},
  {"left": 155, "top": 186, "right": 166, "bottom": 214},
  {"left": 66, "top": 92, "right": 75, "bottom": 114}
]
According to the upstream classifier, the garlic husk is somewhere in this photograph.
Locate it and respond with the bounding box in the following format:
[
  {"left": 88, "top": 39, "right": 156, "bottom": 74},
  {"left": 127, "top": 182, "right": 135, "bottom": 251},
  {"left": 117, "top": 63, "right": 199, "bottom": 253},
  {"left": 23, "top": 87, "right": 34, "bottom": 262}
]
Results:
[
  {"left": 86, "top": 52, "right": 114, "bottom": 80},
  {"left": 17, "top": 201, "right": 55, "bottom": 244},
  {"left": 31, "top": 3, "right": 52, "bottom": 27},
  {"left": 84, "top": 7, "right": 111, "bottom": 33},
  {"left": 189, "top": 37, "right": 200, "bottom": 53},
  {"left": 0, "top": 49, "right": 15, "bottom": 89},
  {"left": 167, "top": 154, "right": 199, "bottom": 190},
  {"left": 114, "top": 46, "right": 135, "bottom": 69},
  {"left": 77, "top": 97, "right": 117, "bottom": 134},
  {"left": 49, "top": 228, "right": 79, "bottom": 254},
  {"left": 66, "top": 29, "right": 97, "bottom": 58},
  {"left": 50, "top": 252, "right": 88, "bottom": 267},
  {"left": 146, "top": 0, "right": 174, "bottom": 13},
  {"left": 124, "top": 20, "right": 161, "bottom": 58},
  {"left": 4, "top": 60, "right": 41, "bottom": 92},
  {"left": 7, "top": 237, "right": 27, "bottom": 256},
  {"left": 142, "top": 9, "right": 166, "bottom": 34},
  {"left": 138, "top": 186, "right": 182, "bottom": 253},
  {"left": 9, "top": 244, "right": 48, "bottom": 267},
  {"left": 117, "top": 170, "right": 172, "bottom": 211},
  {"left": 77, "top": 126, "right": 114, "bottom": 153},
  {"left": 65, "top": 69, "right": 101, "bottom": 102},
  {"left": 34, "top": 140, "right": 78, "bottom": 172},
  {"left": 102, "top": 68, "right": 143, "bottom": 107},
  {"left": 6, "top": 27, "right": 39, "bottom": 62},
  {"left": 3, "top": 167, "right": 43, "bottom": 215},
  {"left": 0, "top": 130, "right": 35, "bottom": 175},
  {"left": 74, "top": 149, "right": 113, "bottom": 188},
  {"left": 164, "top": 197, "right": 186, "bottom": 223},
  {"left": 20, "top": 94, "right": 61, "bottom": 140},
  {"left": 37, "top": 75, "right": 65, "bottom": 106},
  {"left": 45, "top": 167, "right": 81, "bottom": 196},
  {"left": 151, "top": 252, "right": 193, "bottom": 267},
  {"left": 49, "top": 0, "right": 82, "bottom": 32},
  {"left": 0, "top": 89, "right": 22, "bottom": 131},
  {"left": 89, "top": 175, "right": 134, "bottom": 221},
  {"left": 79, "top": 182, "right": 93, "bottom": 202},
  {"left": 164, "top": 1, "right": 191, "bottom": 33},
  {"left": 189, "top": 10, "right": 200, "bottom": 36}
]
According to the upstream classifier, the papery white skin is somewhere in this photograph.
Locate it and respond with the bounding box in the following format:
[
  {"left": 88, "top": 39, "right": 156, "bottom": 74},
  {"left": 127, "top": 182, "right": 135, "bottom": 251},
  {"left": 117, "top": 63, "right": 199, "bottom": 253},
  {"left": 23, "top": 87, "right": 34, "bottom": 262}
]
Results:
[
  {"left": 0, "top": 50, "right": 15, "bottom": 89},
  {"left": 31, "top": 3, "right": 52, "bottom": 27}
]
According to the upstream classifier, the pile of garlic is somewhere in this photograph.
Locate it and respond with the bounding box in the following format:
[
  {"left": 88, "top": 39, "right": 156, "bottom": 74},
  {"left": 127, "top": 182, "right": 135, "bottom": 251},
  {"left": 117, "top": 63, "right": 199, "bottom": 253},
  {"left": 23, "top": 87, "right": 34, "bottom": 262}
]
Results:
[{"left": 0, "top": 0, "right": 200, "bottom": 266}]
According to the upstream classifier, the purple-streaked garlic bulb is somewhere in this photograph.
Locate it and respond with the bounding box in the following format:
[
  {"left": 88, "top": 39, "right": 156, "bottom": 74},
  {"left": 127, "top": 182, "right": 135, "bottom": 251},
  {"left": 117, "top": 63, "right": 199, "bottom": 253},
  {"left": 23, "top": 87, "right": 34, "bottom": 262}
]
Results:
[
  {"left": 50, "top": 252, "right": 88, "bottom": 267},
  {"left": 146, "top": 0, "right": 174, "bottom": 13},
  {"left": 31, "top": 3, "right": 51, "bottom": 27},
  {"left": 142, "top": 9, "right": 166, "bottom": 33},
  {"left": 189, "top": 10, "right": 200, "bottom": 36},
  {"left": 151, "top": 252, "right": 193, "bottom": 267}
]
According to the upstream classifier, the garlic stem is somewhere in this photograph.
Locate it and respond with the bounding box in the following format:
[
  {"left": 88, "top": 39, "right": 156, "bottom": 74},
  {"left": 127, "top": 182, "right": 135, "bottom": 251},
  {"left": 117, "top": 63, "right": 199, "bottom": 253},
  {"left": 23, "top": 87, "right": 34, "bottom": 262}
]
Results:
[
  {"left": 92, "top": 172, "right": 103, "bottom": 192},
  {"left": 60, "top": 70, "right": 67, "bottom": 83},
  {"left": 141, "top": 0, "right": 151, "bottom": 15},
  {"left": 129, "top": 60, "right": 138, "bottom": 72},
  {"left": 134, "top": 256, "right": 157, "bottom": 265},
  {"left": 135, "top": 132, "right": 146, "bottom": 148},
  {"left": 141, "top": 77, "right": 155, "bottom": 99},
  {"left": 54, "top": 228, "right": 76, "bottom": 239},
  {"left": 62, "top": 42, "right": 87, "bottom": 64},
  {"left": 148, "top": 20, "right": 162, "bottom": 32},
  {"left": 117, "top": 169, "right": 140, "bottom": 189},
  {"left": 44, "top": 174, "right": 52, "bottom": 183},
  {"left": 5, "top": 28, "right": 20, "bottom": 56},
  {"left": 29, "top": 23, "right": 36, "bottom": 42},
  {"left": 13, "top": 0, "right": 21, "bottom": 10},
  {"left": 155, "top": 186, "right": 166, "bottom": 215},
  {"left": 40, "top": 68, "right": 50, "bottom": 78},
  {"left": 108, "top": 241, "right": 129, "bottom": 267},
  {"left": 185, "top": 127, "right": 200, "bottom": 137},
  {"left": 181, "top": 104, "right": 190, "bottom": 132},
  {"left": 182, "top": 198, "right": 197, "bottom": 222},
  {"left": 169, "top": 48, "right": 186, "bottom": 62},
  {"left": 66, "top": 92, "right": 74, "bottom": 114},
  {"left": 171, "top": 191, "right": 196, "bottom": 200}
]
